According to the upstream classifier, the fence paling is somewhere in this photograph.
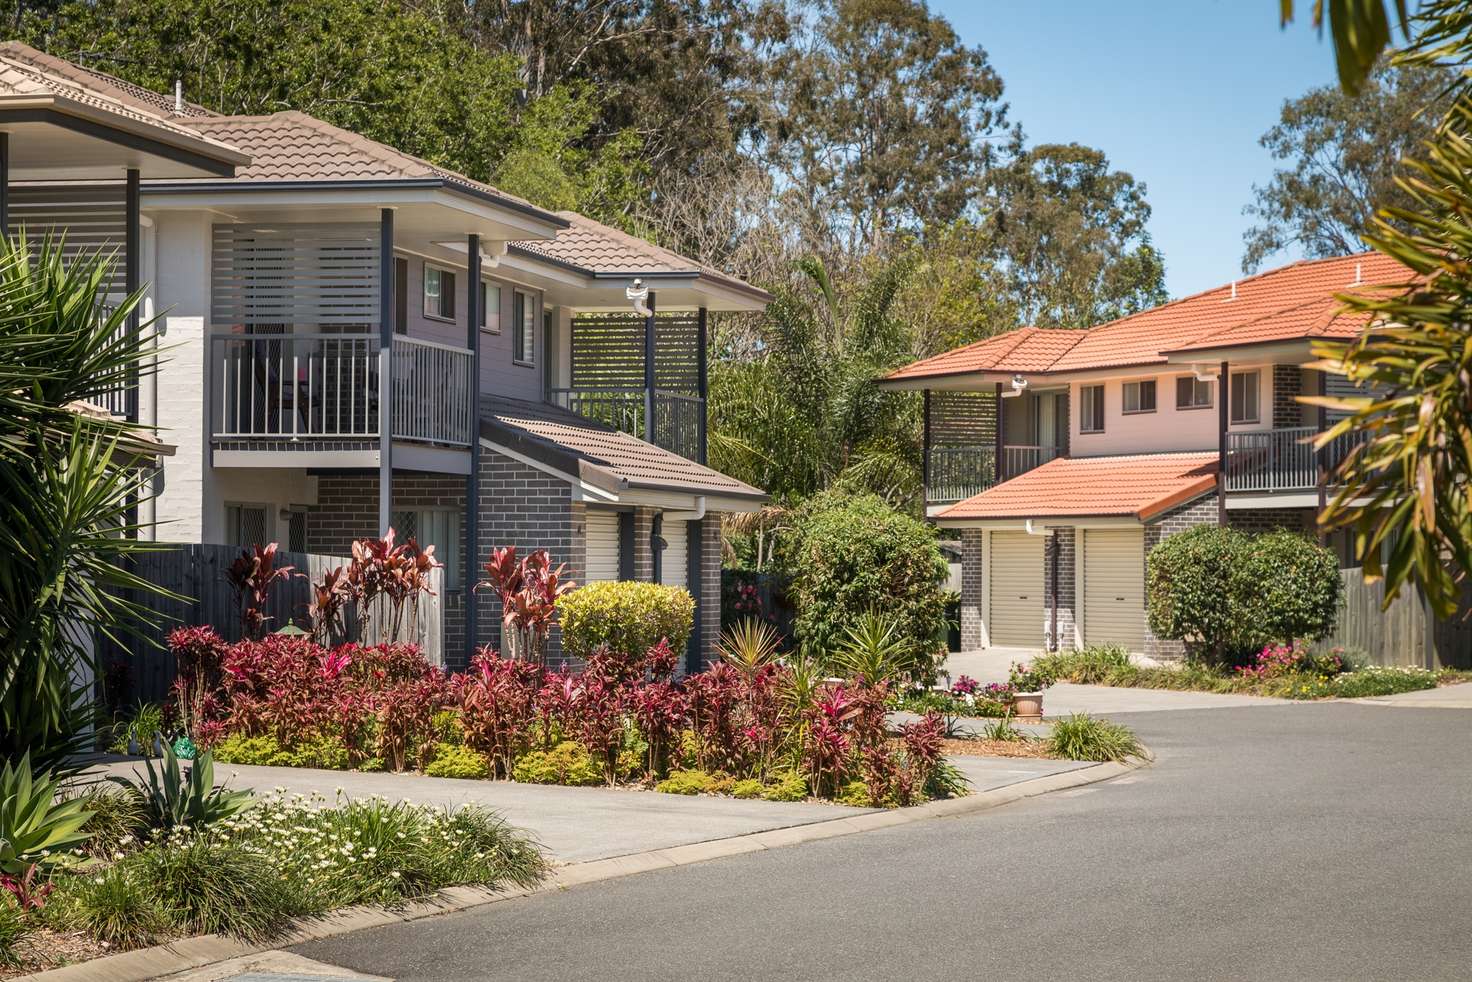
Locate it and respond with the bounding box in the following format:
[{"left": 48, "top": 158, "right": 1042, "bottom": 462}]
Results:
[{"left": 1309, "top": 568, "right": 1471, "bottom": 670}]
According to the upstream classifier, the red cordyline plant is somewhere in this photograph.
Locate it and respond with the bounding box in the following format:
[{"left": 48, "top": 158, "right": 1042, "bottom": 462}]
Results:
[
  {"left": 349, "top": 528, "right": 441, "bottom": 644},
  {"left": 1, "top": 864, "right": 53, "bottom": 912},
  {"left": 476, "top": 546, "right": 576, "bottom": 664},
  {"left": 802, "top": 684, "right": 860, "bottom": 796},
  {"left": 225, "top": 542, "right": 296, "bottom": 639},
  {"left": 375, "top": 670, "right": 448, "bottom": 772},
  {"left": 684, "top": 661, "right": 742, "bottom": 773},
  {"left": 460, "top": 649, "right": 542, "bottom": 777},
  {"left": 166, "top": 626, "right": 226, "bottom": 742},
  {"left": 309, "top": 565, "right": 352, "bottom": 643}
]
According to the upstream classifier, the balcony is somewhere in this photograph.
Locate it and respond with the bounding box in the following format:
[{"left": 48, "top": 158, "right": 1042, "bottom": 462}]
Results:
[
  {"left": 547, "top": 387, "right": 706, "bottom": 462},
  {"left": 1225, "top": 426, "right": 1366, "bottom": 493},
  {"left": 209, "top": 332, "right": 474, "bottom": 467},
  {"left": 926, "top": 443, "right": 1059, "bottom": 505}
]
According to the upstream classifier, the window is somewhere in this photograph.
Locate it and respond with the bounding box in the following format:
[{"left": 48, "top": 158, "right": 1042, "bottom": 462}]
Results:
[
  {"left": 1122, "top": 379, "right": 1156, "bottom": 414},
  {"left": 480, "top": 281, "right": 501, "bottom": 333},
  {"left": 225, "top": 504, "right": 268, "bottom": 548},
  {"left": 1230, "top": 370, "right": 1260, "bottom": 424},
  {"left": 1079, "top": 384, "right": 1105, "bottom": 433},
  {"left": 423, "top": 264, "right": 456, "bottom": 321},
  {"left": 513, "top": 290, "right": 535, "bottom": 365},
  {"left": 285, "top": 507, "right": 308, "bottom": 553},
  {"left": 394, "top": 257, "right": 408, "bottom": 335},
  {"left": 1175, "top": 376, "right": 1213, "bottom": 410},
  {"left": 392, "top": 509, "right": 461, "bottom": 590}
]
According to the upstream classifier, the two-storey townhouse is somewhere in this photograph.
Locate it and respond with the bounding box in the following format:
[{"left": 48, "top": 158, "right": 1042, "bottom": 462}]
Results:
[
  {"left": 879, "top": 252, "right": 1409, "bottom": 659},
  {"left": 0, "top": 42, "right": 769, "bottom": 671}
]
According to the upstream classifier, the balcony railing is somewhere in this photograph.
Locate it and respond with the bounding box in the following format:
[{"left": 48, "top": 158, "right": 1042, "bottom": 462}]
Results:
[
  {"left": 547, "top": 386, "right": 706, "bottom": 462},
  {"left": 210, "top": 332, "right": 473, "bottom": 448},
  {"left": 926, "top": 443, "right": 1060, "bottom": 504},
  {"left": 1226, "top": 426, "right": 1367, "bottom": 493}
]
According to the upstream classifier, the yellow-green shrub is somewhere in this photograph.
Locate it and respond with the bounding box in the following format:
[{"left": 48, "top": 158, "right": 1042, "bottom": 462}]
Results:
[
  {"left": 761, "top": 771, "right": 808, "bottom": 802},
  {"left": 512, "top": 741, "right": 603, "bottom": 786},
  {"left": 655, "top": 769, "right": 716, "bottom": 795},
  {"left": 424, "top": 743, "right": 490, "bottom": 779},
  {"left": 731, "top": 778, "right": 764, "bottom": 799},
  {"left": 556, "top": 581, "right": 694, "bottom": 660}
]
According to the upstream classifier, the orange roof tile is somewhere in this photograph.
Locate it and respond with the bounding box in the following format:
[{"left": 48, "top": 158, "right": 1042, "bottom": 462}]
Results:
[
  {"left": 885, "top": 252, "right": 1412, "bottom": 383},
  {"left": 937, "top": 452, "right": 1218, "bottom": 523}
]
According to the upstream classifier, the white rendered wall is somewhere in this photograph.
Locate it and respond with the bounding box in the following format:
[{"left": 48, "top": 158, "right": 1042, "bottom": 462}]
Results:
[{"left": 1068, "top": 366, "right": 1274, "bottom": 458}]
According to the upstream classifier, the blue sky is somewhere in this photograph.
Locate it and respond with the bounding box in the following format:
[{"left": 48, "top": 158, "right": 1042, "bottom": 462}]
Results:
[{"left": 933, "top": 2, "right": 1342, "bottom": 298}]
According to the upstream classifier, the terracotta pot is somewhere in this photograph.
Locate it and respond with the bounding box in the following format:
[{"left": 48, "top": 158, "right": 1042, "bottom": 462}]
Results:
[{"left": 1010, "top": 691, "right": 1044, "bottom": 720}]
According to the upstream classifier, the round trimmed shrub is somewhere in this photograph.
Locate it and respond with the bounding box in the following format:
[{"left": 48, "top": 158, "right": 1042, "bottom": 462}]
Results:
[
  {"left": 1146, "top": 525, "right": 1246, "bottom": 659},
  {"left": 1238, "top": 530, "right": 1341, "bottom": 645},
  {"left": 556, "top": 581, "right": 694, "bottom": 661},
  {"left": 785, "top": 493, "right": 947, "bottom": 665}
]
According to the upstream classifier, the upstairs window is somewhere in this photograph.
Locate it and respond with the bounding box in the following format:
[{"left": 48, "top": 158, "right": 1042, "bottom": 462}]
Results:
[
  {"left": 1080, "top": 384, "right": 1105, "bottom": 433},
  {"left": 480, "top": 281, "right": 501, "bottom": 334},
  {"left": 513, "top": 290, "right": 535, "bottom": 365},
  {"left": 1230, "top": 370, "right": 1260, "bottom": 424},
  {"left": 424, "top": 264, "right": 456, "bottom": 322},
  {"left": 1175, "top": 376, "right": 1213, "bottom": 410},
  {"left": 1122, "top": 379, "right": 1156, "bottom": 414}
]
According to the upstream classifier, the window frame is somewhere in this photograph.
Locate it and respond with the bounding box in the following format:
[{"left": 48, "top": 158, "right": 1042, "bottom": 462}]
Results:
[
  {"left": 1079, "top": 383, "right": 1106, "bottom": 434},
  {"left": 1230, "top": 370, "right": 1261, "bottom": 424},
  {"left": 1121, "top": 379, "right": 1157, "bottom": 415},
  {"left": 1175, "top": 375, "right": 1214, "bottom": 410},
  {"left": 512, "top": 289, "right": 536, "bottom": 366},
  {"left": 224, "top": 502, "right": 270, "bottom": 549},
  {"left": 479, "top": 279, "right": 502, "bottom": 334},
  {"left": 391, "top": 507, "right": 462, "bottom": 591},
  {"left": 422, "top": 263, "right": 457, "bottom": 323}
]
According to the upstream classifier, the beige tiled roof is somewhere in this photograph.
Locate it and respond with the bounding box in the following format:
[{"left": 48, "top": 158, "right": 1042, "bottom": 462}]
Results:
[
  {"left": 512, "top": 211, "right": 771, "bottom": 300},
  {"left": 0, "top": 42, "right": 214, "bottom": 118},
  {"left": 480, "top": 395, "right": 765, "bottom": 501},
  {"left": 179, "top": 112, "right": 553, "bottom": 215},
  {"left": 885, "top": 252, "right": 1412, "bottom": 382}
]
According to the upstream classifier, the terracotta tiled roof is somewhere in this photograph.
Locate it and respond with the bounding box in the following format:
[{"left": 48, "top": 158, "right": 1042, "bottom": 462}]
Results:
[
  {"left": 0, "top": 42, "right": 214, "bottom": 117},
  {"left": 510, "top": 211, "right": 771, "bottom": 300},
  {"left": 479, "top": 395, "right": 765, "bottom": 502},
  {"left": 937, "top": 452, "right": 1218, "bottom": 523},
  {"left": 885, "top": 252, "right": 1412, "bottom": 383},
  {"left": 178, "top": 112, "right": 558, "bottom": 219}
]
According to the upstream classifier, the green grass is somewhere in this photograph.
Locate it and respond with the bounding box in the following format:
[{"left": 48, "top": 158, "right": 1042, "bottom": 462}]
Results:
[
  {"left": 0, "top": 899, "right": 29, "bottom": 968},
  {"left": 128, "top": 836, "right": 297, "bottom": 941},
  {"left": 1046, "top": 714, "right": 1144, "bottom": 763},
  {"left": 48, "top": 864, "right": 169, "bottom": 950}
]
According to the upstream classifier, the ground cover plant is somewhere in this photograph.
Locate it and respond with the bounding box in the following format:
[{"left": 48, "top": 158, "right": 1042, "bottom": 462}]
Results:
[{"left": 1033, "top": 644, "right": 1452, "bottom": 699}]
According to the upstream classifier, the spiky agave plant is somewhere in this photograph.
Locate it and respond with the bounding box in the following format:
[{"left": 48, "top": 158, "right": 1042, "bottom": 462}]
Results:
[{"left": 715, "top": 618, "right": 783, "bottom": 678}]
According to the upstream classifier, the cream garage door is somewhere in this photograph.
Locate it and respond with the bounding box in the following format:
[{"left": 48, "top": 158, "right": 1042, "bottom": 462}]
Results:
[
  {"left": 584, "top": 509, "right": 621, "bottom": 583},
  {"left": 1083, "top": 528, "right": 1146, "bottom": 652},
  {"left": 988, "top": 531, "right": 1044, "bottom": 647},
  {"left": 661, "top": 518, "right": 688, "bottom": 589}
]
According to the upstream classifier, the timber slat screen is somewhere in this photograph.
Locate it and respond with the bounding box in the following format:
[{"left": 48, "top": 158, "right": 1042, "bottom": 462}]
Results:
[
  {"left": 926, "top": 391, "right": 999, "bottom": 503},
  {"left": 1310, "top": 569, "right": 1472, "bottom": 670},
  {"left": 211, "top": 222, "right": 381, "bottom": 327},
  {"left": 104, "top": 543, "right": 444, "bottom": 704}
]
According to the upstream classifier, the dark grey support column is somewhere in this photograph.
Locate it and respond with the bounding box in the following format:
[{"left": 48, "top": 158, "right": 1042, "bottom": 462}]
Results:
[
  {"left": 378, "top": 209, "right": 395, "bottom": 535},
  {"left": 464, "top": 233, "right": 482, "bottom": 661},
  {"left": 650, "top": 512, "right": 664, "bottom": 584},
  {"left": 686, "top": 518, "right": 703, "bottom": 674},
  {"left": 125, "top": 168, "right": 140, "bottom": 424},
  {"left": 1316, "top": 368, "right": 1329, "bottom": 543},
  {"left": 618, "top": 511, "right": 635, "bottom": 580},
  {"left": 993, "top": 381, "right": 1004, "bottom": 482},
  {"left": 643, "top": 291, "right": 657, "bottom": 442},
  {"left": 696, "top": 306, "right": 708, "bottom": 464},
  {"left": 0, "top": 133, "right": 10, "bottom": 240},
  {"left": 922, "top": 389, "right": 932, "bottom": 493},
  {"left": 1217, "top": 361, "right": 1229, "bottom": 526}
]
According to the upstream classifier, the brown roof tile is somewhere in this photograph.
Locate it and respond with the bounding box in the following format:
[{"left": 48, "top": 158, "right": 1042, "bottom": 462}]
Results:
[
  {"left": 0, "top": 42, "right": 214, "bottom": 118},
  {"left": 480, "top": 395, "right": 765, "bottom": 501},
  {"left": 937, "top": 452, "right": 1218, "bottom": 522}
]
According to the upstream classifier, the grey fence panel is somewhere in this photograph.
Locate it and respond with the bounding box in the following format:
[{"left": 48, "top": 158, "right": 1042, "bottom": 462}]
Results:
[{"left": 1310, "top": 568, "right": 1472, "bottom": 670}]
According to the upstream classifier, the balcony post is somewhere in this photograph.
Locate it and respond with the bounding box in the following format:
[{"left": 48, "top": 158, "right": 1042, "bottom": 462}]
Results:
[
  {"left": 0, "top": 132, "right": 9, "bottom": 239},
  {"left": 993, "top": 382, "right": 1004, "bottom": 481},
  {"left": 643, "top": 291, "right": 657, "bottom": 442},
  {"left": 125, "top": 168, "right": 140, "bottom": 425},
  {"left": 378, "top": 208, "right": 395, "bottom": 535},
  {"left": 1217, "top": 360, "right": 1229, "bottom": 526},
  {"left": 1316, "top": 367, "right": 1328, "bottom": 543},
  {"left": 697, "top": 306, "right": 708, "bottom": 464},
  {"left": 922, "top": 389, "right": 932, "bottom": 492},
  {"left": 465, "top": 233, "right": 482, "bottom": 660}
]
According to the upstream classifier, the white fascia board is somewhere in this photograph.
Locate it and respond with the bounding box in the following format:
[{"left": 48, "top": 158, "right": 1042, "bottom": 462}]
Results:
[{"left": 934, "top": 515, "right": 1142, "bottom": 531}]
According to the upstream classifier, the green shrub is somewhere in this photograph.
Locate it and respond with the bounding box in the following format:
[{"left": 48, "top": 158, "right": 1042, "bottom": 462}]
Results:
[
  {"left": 556, "top": 581, "right": 695, "bottom": 660},
  {"left": 760, "top": 771, "right": 808, "bottom": 802},
  {"left": 785, "top": 494, "right": 947, "bottom": 679},
  {"left": 1034, "top": 645, "right": 1132, "bottom": 684},
  {"left": 424, "top": 743, "right": 491, "bottom": 780},
  {"left": 0, "top": 754, "right": 93, "bottom": 874},
  {"left": 129, "top": 838, "right": 297, "bottom": 941},
  {"left": 280, "top": 738, "right": 351, "bottom": 770},
  {"left": 71, "top": 786, "right": 147, "bottom": 859},
  {"left": 730, "top": 778, "right": 765, "bottom": 799},
  {"left": 1046, "top": 714, "right": 1143, "bottom": 762},
  {"left": 924, "top": 759, "right": 971, "bottom": 800},
  {"left": 0, "top": 899, "right": 28, "bottom": 968},
  {"left": 1148, "top": 526, "right": 1341, "bottom": 661},
  {"left": 512, "top": 742, "right": 603, "bottom": 786},
  {"left": 107, "top": 702, "right": 164, "bottom": 756},
  {"left": 655, "top": 769, "right": 716, "bottom": 795},
  {"left": 836, "top": 781, "right": 872, "bottom": 807},
  {"left": 211, "top": 733, "right": 282, "bottom": 766},
  {"left": 53, "top": 864, "right": 168, "bottom": 950},
  {"left": 1329, "top": 667, "right": 1440, "bottom": 698},
  {"left": 111, "top": 746, "right": 255, "bottom": 831}
]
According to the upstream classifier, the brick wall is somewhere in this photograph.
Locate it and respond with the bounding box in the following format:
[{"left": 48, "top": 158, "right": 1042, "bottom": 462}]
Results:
[
  {"left": 959, "top": 530, "right": 983, "bottom": 651},
  {"left": 1229, "top": 507, "right": 1316, "bottom": 536},
  {"left": 633, "top": 507, "right": 655, "bottom": 582},
  {"left": 695, "top": 514, "right": 723, "bottom": 671},
  {"left": 1142, "top": 492, "right": 1220, "bottom": 659},
  {"left": 1272, "top": 364, "right": 1303, "bottom": 429},
  {"left": 1046, "top": 528, "right": 1077, "bottom": 650}
]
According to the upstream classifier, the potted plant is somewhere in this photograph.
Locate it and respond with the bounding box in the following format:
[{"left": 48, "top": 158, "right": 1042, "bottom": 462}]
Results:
[{"left": 1007, "top": 662, "right": 1051, "bottom": 720}]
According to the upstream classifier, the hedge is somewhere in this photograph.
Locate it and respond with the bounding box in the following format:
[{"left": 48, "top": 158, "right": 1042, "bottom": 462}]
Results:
[{"left": 556, "top": 580, "right": 695, "bottom": 661}]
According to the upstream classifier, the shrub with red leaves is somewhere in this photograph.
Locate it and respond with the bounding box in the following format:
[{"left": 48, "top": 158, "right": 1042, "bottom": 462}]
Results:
[
  {"left": 459, "top": 650, "right": 541, "bottom": 777},
  {"left": 625, "top": 678, "right": 687, "bottom": 779},
  {"left": 375, "top": 670, "right": 449, "bottom": 772}
]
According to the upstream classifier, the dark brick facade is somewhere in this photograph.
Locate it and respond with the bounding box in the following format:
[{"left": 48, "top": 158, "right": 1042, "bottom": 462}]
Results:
[
  {"left": 959, "top": 530, "right": 983, "bottom": 651},
  {"left": 1229, "top": 507, "right": 1315, "bottom": 535},
  {"left": 695, "top": 514, "right": 722, "bottom": 670},
  {"left": 1272, "top": 364, "right": 1303, "bottom": 429},
  {"left": 1045, "top": 528, "right": 1077, "bottom": 651}
]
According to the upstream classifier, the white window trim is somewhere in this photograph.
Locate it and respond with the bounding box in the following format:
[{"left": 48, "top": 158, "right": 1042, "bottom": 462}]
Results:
[
  {"left": 479, "top": 279, "right": 502, "bottom": 335},
  {"left": 512, "top": 289, "right": 536, "bottom": 367},
  {"left": 1079, "top": 384, "right": 1105, "bottom": 434},
  {"left": 423, "top": 262, "right": 456, "bottom": 324},
  {"left": 1121, "top": 379, "right": 1157, "bottom": 415},
  {"left": 1175, "top": 375, "right": 1214, "bottom": 411},
  {"left": 1230, "top": 370, "right": 1261, "bottom": 424}
]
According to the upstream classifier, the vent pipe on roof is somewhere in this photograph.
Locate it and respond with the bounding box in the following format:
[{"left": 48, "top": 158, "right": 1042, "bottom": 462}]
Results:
[
  {"left": 173, "top": 79, "right": 183, "bottom": 114},
  {"left": 1353, "top": 262, "right": 1363, "bottom": 285},
  {"left": 1229, "top": 279, "right": 1237, "bottom": 301}
]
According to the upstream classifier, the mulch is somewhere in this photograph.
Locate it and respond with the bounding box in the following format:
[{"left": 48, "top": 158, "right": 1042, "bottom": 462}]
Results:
[
  {"left": 941, "top": 737, "right": 1053, "bottom": 760},
  {"left": 0, "top": 928, "right": 112, "bottom": 980}
]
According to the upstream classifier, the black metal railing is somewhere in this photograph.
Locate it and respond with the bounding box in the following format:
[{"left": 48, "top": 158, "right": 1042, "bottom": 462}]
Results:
[
  {"left": 1225, "top": 425, "right": 1368, "bottom": 492},
  {"left": 925, "top": 443, "right": 1058, "bottom": 504},
  {"left": 548, "top": 386, "right": 706, "bottom": 462}
]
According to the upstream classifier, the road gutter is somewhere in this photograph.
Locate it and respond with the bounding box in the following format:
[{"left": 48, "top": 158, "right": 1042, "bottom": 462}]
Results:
[{"left": 19, "top": 750, "right": 1152, "bottom": 982}]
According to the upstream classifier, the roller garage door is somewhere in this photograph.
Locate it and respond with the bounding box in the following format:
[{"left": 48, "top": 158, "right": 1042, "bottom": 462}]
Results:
[
  {"left": 660, "top": 518, "right": 688, "bottom": 588},
  {"left": 1082, "top": 528, "right": 1146, "bottom": 652},
  {"left": 584, "top": 509, "right": 620, "bottom": 583},
  {"left": 988, "top": 531, "right": 1044, "bottom": 647}
]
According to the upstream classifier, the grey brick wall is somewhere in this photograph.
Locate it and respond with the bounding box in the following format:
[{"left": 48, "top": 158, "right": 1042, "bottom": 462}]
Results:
[
  {"left": 1229, "top": 507, "right": 1316, "bottom": 536},
  {"left": 1142, "top": 492, "right": 1219, "bottom": 659},
  {"left": 959, "top": 530, "right": 983, "bottom": 651},
  {"left": 1272, "top": 364, "right": 1303, "bottom": 429},
  {"left": 696, "top": 514, "right": 723, "bottom": 671},
  {"left": 1046, "top": 528, "right": 1077, "bottom": 651}
]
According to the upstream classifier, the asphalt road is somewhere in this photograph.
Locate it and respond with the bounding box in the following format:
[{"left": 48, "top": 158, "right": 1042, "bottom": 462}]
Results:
[{"left": 294, "top": 703, "right": 1472, "bottom": 982}]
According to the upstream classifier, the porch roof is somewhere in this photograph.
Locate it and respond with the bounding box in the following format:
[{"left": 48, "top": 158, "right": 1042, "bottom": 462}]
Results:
[
  {"left": 479, "top": 395, "right": 766, "bottom": 505},
  {"left": 935, "top": 452, "right": 1217, "bottom": 525}
]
